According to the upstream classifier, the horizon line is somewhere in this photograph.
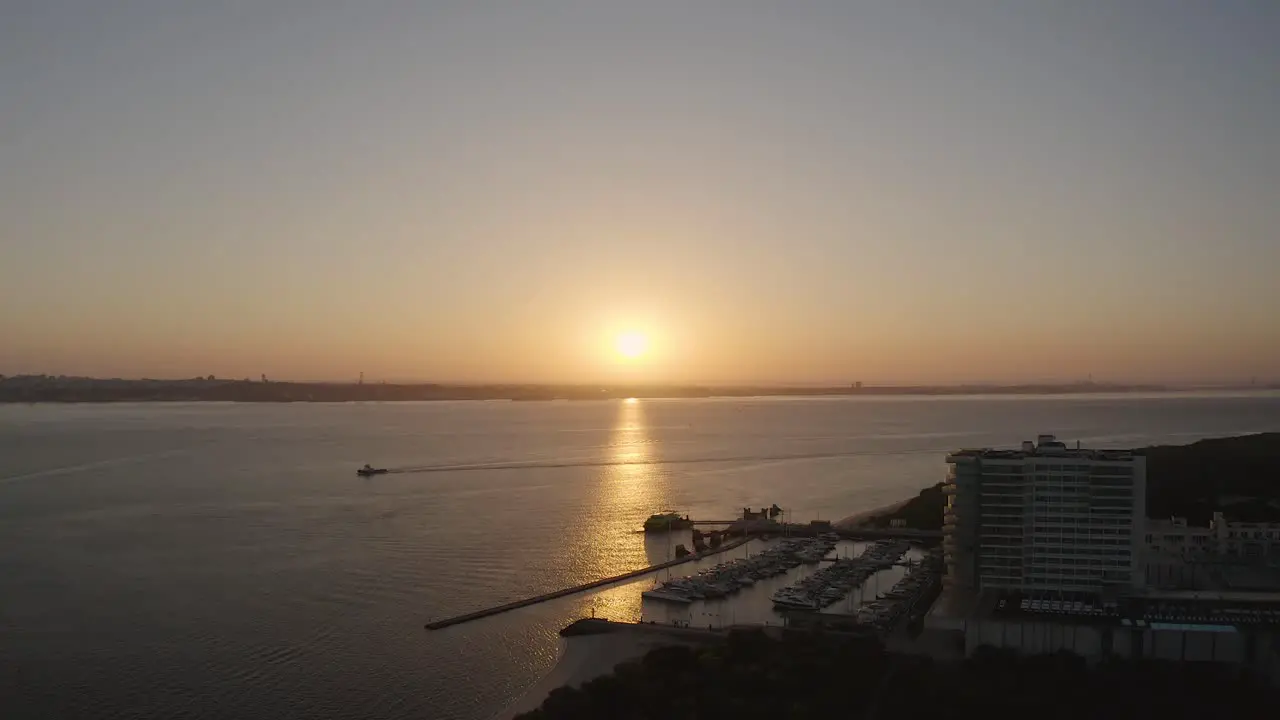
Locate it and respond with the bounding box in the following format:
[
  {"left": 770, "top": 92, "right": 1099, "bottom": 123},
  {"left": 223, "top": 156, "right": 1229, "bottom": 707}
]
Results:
[{"left": 3, "top": 374, "right": 1276, "bottom": 390}]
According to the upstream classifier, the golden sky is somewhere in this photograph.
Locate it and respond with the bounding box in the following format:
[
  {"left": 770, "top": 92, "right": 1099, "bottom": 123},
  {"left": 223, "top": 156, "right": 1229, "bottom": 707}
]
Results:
[{"left": 3, "top": 3, "right": 1278, "bottom": 384}]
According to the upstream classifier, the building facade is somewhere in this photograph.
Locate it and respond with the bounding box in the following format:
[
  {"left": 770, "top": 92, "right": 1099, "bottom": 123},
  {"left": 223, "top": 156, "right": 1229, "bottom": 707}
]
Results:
[
  {"left": 1212, "top": 512, "right": 1280, "bottom": 557},
  {"left": 1145, "top": 516, "right": 1215, "bottom": 559},
  {"left": 943, "top": 435, "right": 1147, "bottom": 596},
  {"left": 1147, "top": 513, "right": 1280, "bottom": 559}
]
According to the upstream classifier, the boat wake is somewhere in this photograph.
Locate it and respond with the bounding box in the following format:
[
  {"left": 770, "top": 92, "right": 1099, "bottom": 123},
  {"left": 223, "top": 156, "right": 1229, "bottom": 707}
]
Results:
[{"left": 0, "top": 449, "right": 188, "bottom": 485}]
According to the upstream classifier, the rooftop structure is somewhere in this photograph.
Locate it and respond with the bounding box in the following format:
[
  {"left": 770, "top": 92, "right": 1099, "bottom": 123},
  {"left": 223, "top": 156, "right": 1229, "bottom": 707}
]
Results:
[{"left": 947, "top": 434, "right": 1137, "bottom": 462}]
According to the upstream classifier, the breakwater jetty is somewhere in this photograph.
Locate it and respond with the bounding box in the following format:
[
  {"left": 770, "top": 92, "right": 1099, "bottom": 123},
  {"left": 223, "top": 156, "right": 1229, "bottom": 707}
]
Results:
[{"left": 424, "top": 537, "right": 750, "bottom": 630}]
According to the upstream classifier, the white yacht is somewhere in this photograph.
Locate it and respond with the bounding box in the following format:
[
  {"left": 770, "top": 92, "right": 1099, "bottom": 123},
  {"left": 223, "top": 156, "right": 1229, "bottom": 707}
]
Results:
[{"left": 641, "top": 588, "right": 694, "bottom": 604}]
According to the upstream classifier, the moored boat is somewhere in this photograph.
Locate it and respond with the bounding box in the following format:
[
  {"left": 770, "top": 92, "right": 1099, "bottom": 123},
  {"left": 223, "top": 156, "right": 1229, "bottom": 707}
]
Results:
[{"left": 641, "top": 588, "right": 694, "bottom": 604}]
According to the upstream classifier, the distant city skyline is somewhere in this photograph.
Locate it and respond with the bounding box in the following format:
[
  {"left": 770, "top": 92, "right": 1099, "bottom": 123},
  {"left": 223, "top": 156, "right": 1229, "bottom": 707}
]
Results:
[{"left": 4, "top": 2, "right": 1278, "bottom": 384}]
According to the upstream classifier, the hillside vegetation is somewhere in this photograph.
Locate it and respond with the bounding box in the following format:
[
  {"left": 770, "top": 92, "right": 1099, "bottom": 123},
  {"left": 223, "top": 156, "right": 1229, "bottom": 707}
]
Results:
[{"left": 516, "top": 630, "right": 1275, "bottom": 720}]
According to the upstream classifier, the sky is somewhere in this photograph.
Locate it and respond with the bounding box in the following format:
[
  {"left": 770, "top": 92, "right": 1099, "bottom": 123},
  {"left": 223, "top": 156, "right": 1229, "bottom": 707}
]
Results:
[{"left": 3, "top": 1, "right": 1278, "bottom": 385}]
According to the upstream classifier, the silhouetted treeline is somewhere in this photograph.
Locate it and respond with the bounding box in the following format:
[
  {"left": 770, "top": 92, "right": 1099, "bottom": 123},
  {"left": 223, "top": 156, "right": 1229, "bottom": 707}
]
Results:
[
  {"left": 1142, "top": 433, "right": 1280, "bottom": 523},
  {"left": 516, "top": 629, "right": 1276, "bottom": 720},
  {"left": 864, "top": 482, "right": 949, "bottom": 531}
]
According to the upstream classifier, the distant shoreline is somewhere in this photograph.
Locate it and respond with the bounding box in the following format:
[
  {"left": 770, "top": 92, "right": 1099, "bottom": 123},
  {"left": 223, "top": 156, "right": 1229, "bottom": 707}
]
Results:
[{"left": 3, "top": 378, "right": 1275, "bottom": 404}]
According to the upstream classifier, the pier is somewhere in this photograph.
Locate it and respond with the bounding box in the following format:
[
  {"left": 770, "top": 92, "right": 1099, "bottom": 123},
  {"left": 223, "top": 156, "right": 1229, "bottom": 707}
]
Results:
[{"left": 424, "top": 537, "right": 749, "bottom": 630}]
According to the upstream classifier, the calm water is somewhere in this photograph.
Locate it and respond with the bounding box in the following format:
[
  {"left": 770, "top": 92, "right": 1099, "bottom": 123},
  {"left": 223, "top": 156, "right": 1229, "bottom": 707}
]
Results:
[{"left": 2, "top": 393, "right": 1278, "bottom": 719}]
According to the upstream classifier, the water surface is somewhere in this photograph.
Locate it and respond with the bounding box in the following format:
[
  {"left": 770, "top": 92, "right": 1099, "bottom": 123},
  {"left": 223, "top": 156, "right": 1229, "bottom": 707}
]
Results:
[{"left": 2, "top": 393, "right": 1277, "bottom": 719}]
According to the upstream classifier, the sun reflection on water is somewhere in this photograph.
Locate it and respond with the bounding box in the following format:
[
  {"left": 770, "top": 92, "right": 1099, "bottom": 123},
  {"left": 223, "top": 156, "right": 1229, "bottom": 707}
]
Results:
[{"left": 575, "top": 400, "right": 671, "bottom": 586}]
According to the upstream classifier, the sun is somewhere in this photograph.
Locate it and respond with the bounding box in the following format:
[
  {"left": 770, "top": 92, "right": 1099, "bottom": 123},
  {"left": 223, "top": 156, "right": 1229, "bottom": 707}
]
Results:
[{"left": 615, "top": 331, "right": 648, "bottom": 359}]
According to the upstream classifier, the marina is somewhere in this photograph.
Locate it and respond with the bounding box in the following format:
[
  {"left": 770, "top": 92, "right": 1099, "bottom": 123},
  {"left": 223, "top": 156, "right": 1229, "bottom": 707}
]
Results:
[
  {"left": 641, "top": 534, "right": 842, "bottom": 605},
  {"left": 634, "top": 536, "right": 932, "bottom": 630},
  {"left": 853, "top": 547, "right": 944, "bottom": 632},
  {"left": 771, "top": 539, "right": 911, "bottom": 611},
  {"left": 426, "top": 520, "right": 935, "bottom": 631}
]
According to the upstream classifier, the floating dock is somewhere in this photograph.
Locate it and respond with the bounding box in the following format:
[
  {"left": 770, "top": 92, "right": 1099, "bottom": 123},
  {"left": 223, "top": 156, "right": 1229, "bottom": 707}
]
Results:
[{"left": 424, "top": 537, "right": 750, "bottom": 630}]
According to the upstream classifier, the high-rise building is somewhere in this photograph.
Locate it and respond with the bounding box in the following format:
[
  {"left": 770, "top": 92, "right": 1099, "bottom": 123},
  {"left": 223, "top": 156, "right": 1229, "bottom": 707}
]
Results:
[{"left": 942, "top": 435, "right": 1146, "bottom": 596}]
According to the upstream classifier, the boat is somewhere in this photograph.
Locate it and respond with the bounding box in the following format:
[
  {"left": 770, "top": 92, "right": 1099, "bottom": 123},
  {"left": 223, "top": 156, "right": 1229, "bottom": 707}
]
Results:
[
  {"left": 702, "top": 583, "right": 731, "bottom": 599},
  {"left": 772, "top": 592, "right": 819, "bottom": 611},
  {"left": 641, "top": 588, "right": 694, "bottom": 604},
  {"left": 357, "top": 464, "right": 388, "bottom": 476}
]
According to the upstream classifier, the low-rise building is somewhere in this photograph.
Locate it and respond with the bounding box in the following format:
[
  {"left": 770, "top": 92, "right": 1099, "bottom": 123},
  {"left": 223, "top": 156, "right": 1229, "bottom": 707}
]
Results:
[
  {"left": 925, "top": 585, "right": 1280, "bottom": 679},
  {"left": 1144, "top": 513, "right": 1280, "bottom": 558},
  {"left": 1145, "top": 516, "right": 1215, "bottom": 558},
  {"left": 1213, "top": 512, "right": 1280, "bottom": 558}
]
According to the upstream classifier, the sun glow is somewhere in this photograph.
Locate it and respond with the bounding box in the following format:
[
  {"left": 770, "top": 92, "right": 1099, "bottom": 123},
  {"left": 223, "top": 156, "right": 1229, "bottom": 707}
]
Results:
[{"left": 615, "top": 332, "right": 648, "bottom": 359}]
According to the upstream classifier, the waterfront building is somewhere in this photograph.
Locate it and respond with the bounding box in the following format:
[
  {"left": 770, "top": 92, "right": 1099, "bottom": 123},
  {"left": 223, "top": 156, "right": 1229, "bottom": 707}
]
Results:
[
  {"left": 942, "top": 435, "right": 1146, "bottom": 596},
  {"left": 928, "top": 437, "right": 1280, "bottom": 679}
]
